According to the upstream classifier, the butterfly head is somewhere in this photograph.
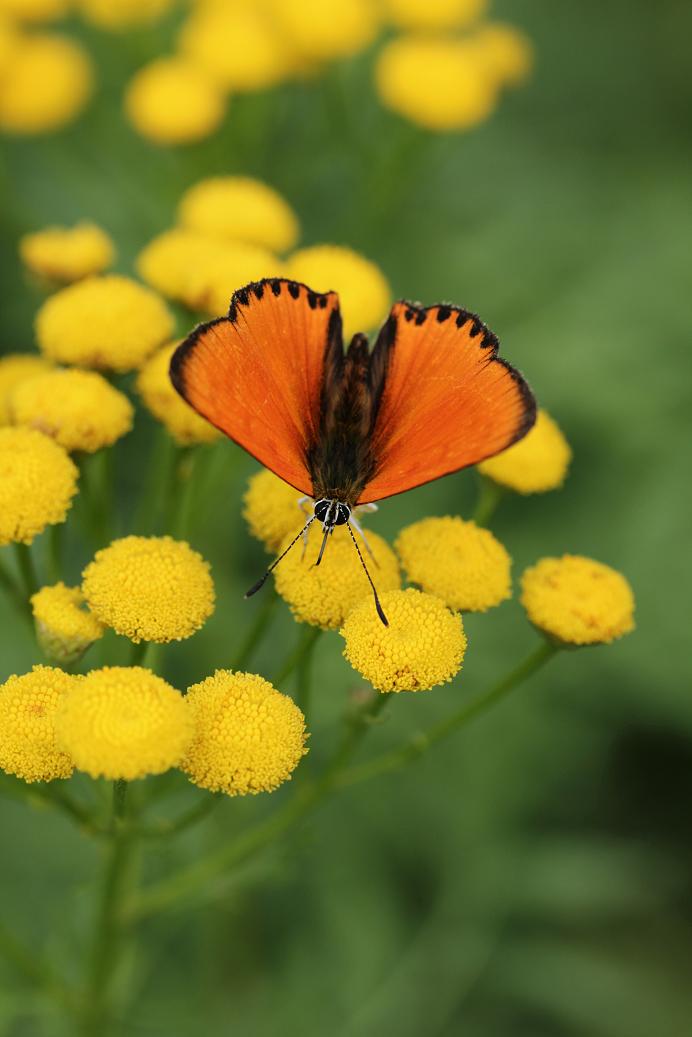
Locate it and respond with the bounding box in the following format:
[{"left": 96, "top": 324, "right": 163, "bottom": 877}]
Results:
[{"left": 313, "top": 498, "right": 351, "bottom": 529}]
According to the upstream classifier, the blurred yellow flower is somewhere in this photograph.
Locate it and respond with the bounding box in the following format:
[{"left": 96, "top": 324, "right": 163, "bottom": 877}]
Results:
[
  {"left": 472, "top": 22, "right": 534, "bottom": 87},
  {"left": 0, "top": 427, "right": 77, "bottom": 545},
  {"left": 0, "top": 16, "right": 21, "bottom": 71},
  {"left": 179, "top": 3, "right": 290, "bottom": 92},
  {"left": 478, "top": 409, "right": 571, "bottom": 494},
  {"left": 56, "top": 666, "right": 191, "bottom": 780},
  {"left": 375, "top": 36, "right": 497, "bottom": 131},
  {"left": 178, "top": 176, "right": 299, "bottom": 253},
  {"left": 0, "top": 666, "right": 77, "bottom": 783},
  {"left": 285, "top": 245, "right": 390, "bottom": 339},
  {"left": 31, "top": 582, "right": 103, "bottom": 664},
  {"left": 269, "top": 0, "right": 378, "bottom": 62},
  {"left": 82, "top": 535, "right": 215, "bottom": 643},
  {"left": 36, "top": 275, "right": 174, "bottom": 372},
  {"left": 181, "top": 670, "right": 307, "bottom": 796},
  {"left": 10, "top": 368, "right": 133, "bottom": 452},
  {"left": 19, "top": 222, "right": 114, "bottom": 283},
  {"left": 521, "top": 555, "right": 635, "bottom": 647},
  {"left": 136, "top": 228, "right": 219, "bottom": 301},
  {"left": 341, "top": 588, "right": 466, "bottom": 692},
  {"left": 395, "top": 516, "right": 511, "bottom": 612},
  {"left": 136, "top": 342, "right": 220, "bottom": 445},
  {"left": 0, "top": 354, "right": 52, "bottom": 424},
  {"left": 0, "top": 0, "right": 71, "bottom": 22},
  {"left": 382, "top": 0, "right": 486, "bottom": 30},
  {"left": 125, "top": 57, "right": 226, "bottom": 146},
  {"left": 184, "top": 239, "right": 283, "bottom": 316},
  {"left": 0, "top": 33, "right": 93, "bottom": 134},
  {"left": 78, "top": 0, "right": 174, "bottom": 29},
  {"left": 243, "top": 468, "right": 302, "bottom": 553},
  {"left": 274, "top": 522, "right": 400, "bottom": 629}
]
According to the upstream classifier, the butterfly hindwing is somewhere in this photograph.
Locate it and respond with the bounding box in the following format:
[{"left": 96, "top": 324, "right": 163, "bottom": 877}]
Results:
[
  {"left": 357, "top": 300, "right": 536, "bottom": 503},
  {"left": 170, "top": 278, "right": 342, "bottom": 496}
]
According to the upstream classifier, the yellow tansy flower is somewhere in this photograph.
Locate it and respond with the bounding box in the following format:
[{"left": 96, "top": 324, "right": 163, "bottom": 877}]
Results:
[
  {"left": 36, "top": 275, "right": 174, "bottom": 372},
  {"left": 10, "top": 368, "right": 133, "bottom": 453},
  {"left": 472, "top": 22, "right": 534, "bottom": 87},
  {"left": 521, "top": 555, "right": 635, "bottom": 647},
  {"left": 78, "top": 0, "right": 174, "bottom": 29},
  {"left": 82, "top": 535, "right": 215, "bottom": 643},
  {"left": 136, "top": 342, "right": 220, "bottom": 445},
  {"left": 56, "top": 666, "right": 191, "bottom": 780},
  {"left": 269, "top": 0, "right": 378, "bottom": 62},
  {"left": 31, "top": 582, "right": 103, "bottom": 664},
  {"left": 182, "top": 670, "right": 307, "bottom": 796},
  {"left": 0, "top": 354, "right": 52, "bottom": 424},
  {"left": 382, "top": 0, "right": 487, "bottom": 31},
  {"left": 341, "top": 588, "right": 466, "bottom": 693},
  {"left": 285, "top": 245, "right": 390, "bottom": 340},
  {"left": 274, "top": 522, "right": 400, "bottom": 630},
  {"left": 395, "top": 516, "right": 511, "bottom": 612},
  {"left": 19, "top": 222, "right": 114, "bottom": 283},
  {"left": 0, "top": 15, "right": 21, "bottom": 71},
  {"left": 0, "top": 33, "right": 93, "bottom": 134},
  {"left": 375, "top": 36, "right": 497, "bottom": 132},
  {"left": 183, "top": 240, "right": 283, "bottom": 316},
  {"left": 125, "top": 57, "right": 226, "bottom": 146},
  {"left": 136, "top": 228, "right": 220, "bottom": 301},
  {"left": 179, "top": 4, "right": 291, "bottom": 92},
  {"left": 478, "top": 409, "right": 571, "bottom": 494},
  {"left": 178, "top": 176, "right": 299, "bottom": 254},
  {"left": 0, "top": 666, "right": 77, "bottom": 783},
  {"left": 0, "top": 0, "right": 71, "bottom": 22},
  {"left": 243, "top": 469, "right": 302, "bottom": 553},
  {"left": 0, "top": 427, "right": 78, "bottom": 545}
]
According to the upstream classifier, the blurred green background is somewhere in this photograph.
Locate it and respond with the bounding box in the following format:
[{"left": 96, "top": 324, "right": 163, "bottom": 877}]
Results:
[{"left": 1, "top": 0, "right": 691, "bottom": 1034}]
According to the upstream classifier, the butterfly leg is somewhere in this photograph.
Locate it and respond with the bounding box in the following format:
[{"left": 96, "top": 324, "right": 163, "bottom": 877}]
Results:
[
  {"left": 349, "top": 513, "right": 379, "bottom": 567},
  {"left": 297, "top": 496, "right": 313, "bottom": 559}
]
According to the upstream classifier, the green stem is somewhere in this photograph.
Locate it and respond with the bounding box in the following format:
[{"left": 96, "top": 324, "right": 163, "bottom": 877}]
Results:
[
  {"left": 130, "top": 426, "right": 175, "bottom": 535},
  {"left": 273, "top": 625, "right": 322, "bottom": 688},
  {"left": 295, "top": 622, "right": 319, "bottom": 721},
  {"left": 47, "top": 522, "right": 64, "bottom": 583},
  {"left": 0, "top": 552, "right": 31, "bottom": 621},
  {"left": 169, "top": 446, "right": 198, "bottom": 540},
  {"left": 80, "top": 780, "right": 138, "bottom": 1037},
  {"left": 13, "top": 541, "right": 39, "bottom": 601},
  {"left": 128, "top": 640, "right": 159, "bottom": 669},
  {"left": 137, "top": 793, "right": 222, "bottom": 839},
  {"left": 39, "top": 784, "right": 104, "bottom": 837},
  {"left": 339, "top": 640, "right": 559, "bottom": 788},
  {"left": 232, "top": 591, "right": 279, "bottom": 671},
  {"left": 473, "top": 476, "right": 505, "bottom": 527},
  {"left": 132, "top": 693, "right": 386, "bottom": 920}
]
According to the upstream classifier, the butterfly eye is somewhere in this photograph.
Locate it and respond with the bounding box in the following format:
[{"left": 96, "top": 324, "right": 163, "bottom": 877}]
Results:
[
  {"left": 335, "top": 504, "right": 351, "bottom": 526},
  {"left": 314, "top": 499, "right": 331, "bottom": 523}
]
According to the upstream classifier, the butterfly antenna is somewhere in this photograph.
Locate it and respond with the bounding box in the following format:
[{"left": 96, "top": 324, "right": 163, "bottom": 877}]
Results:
[
  {"left": 245, "top": 516, "right": 315, "bottom": 599},
  {"left": 346, "top": 521, "right": 389, "bottom": 627}
]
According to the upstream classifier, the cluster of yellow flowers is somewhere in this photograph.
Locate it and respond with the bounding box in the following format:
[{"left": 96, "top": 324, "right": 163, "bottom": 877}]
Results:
[{"left": 0, "top": 663, "right": 307, "bottom": 792}]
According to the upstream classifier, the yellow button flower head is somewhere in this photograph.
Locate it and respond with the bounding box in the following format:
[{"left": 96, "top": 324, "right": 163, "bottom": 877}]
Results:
[
  {"left": 274, "top": 522, "right": 400, "bottom": 630},
  {"left": 181, "top": 670, "right": 307, "bottom": 796},
  {"left": 82, "top": 535, "right": 215, "bottom": 643},
  {"left": 0, "top": 427, "right": 77, "bottom": 545},
  {"left": 0, "top": 15, "right": 21, "bottom": 71},
  {"left": 125, "top": 57, "right": 226, "bottom": 146},
  {"left": 341, "top": 588, "right": 467, "bottom": 693},
  {"left": 0, "top": 33, "right": 93, "bottom": 134},
  {"left": 31, "top": 582, "right": 103, "bottom": 664},
  {"left": 136, "top": 342, "right": 220, "bottom": 445},
  {"left": 382, "top": 0, "right": 486, "bottom": 30},
  {"left": 472, "top": 22, "right": 534, "bottom": 87},
  {"left": 375, "top": 36, "right": 497, "bottom": 132},
  {"left": 521, "top": 555, "right": 635, "bottom": 647},
  {"left": 285, "top": 245, "right": 391, "bottom": 340},
  {"left": 178, "top": 176, "right": 299, "bottom": 253},
  {"left": 395, "top": 516, "right": 511, "bottom": 612},
  {"left": 56, "top": 666, "right": 191, "bottom": 780},
  {"left": 0, "top": 354, "right": 52, "bottom": 424},
  {"left": 179, "top": 4, "right": 291, "bottom": 92},
  {"left": 478, "top": 410, "right": 571, "bottom": 494},
  {"left": 0, "top": 0, "right": 71, "bottom": 22},
  {"left": 19, "top": 222, "right": 114, "bottom": 283},
  {"left": 36, "top": 275, "right": 174, "bottom": 372},
  {"left": 270, "top": 0, "right": 378, "bottom": 62},
  {"left": 184, "top": 240, "right": 283, "bottom": 316},
  {"left": 10, "top": 368, "right": 133, "bottom": 453},
  {"left": 243, "top": 468, "right": 302, "bottom": 553},
  {"left": 78, "top": 0, "right": 174, "bottom": 29},
  {"left": 0, "top": 666, "right": 77, "bottom": 783},
  {"left": 136, "top": 228, "right": 220, "bottom": 301}
]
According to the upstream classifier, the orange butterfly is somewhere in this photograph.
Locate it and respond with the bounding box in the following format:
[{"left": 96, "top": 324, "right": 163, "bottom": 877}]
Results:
[{"left": 170, "top": 278, "right": 536, "bottom": 624}]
